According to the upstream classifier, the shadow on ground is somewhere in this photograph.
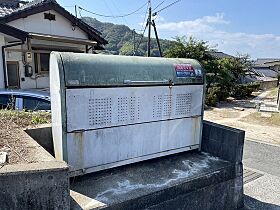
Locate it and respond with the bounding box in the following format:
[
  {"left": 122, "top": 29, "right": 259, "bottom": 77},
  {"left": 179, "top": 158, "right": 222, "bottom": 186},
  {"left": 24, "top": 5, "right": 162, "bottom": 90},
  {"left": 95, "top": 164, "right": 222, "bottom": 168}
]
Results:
[{"left": 243, "top": 195, "right": 280, "bottom": 210}]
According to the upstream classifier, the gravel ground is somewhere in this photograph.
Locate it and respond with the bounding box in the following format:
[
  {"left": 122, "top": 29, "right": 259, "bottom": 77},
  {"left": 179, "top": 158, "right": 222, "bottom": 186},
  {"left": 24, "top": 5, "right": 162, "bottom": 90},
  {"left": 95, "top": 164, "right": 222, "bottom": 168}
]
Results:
[{"left": 0, "top": 110, "right": 51, "bottom": 164}]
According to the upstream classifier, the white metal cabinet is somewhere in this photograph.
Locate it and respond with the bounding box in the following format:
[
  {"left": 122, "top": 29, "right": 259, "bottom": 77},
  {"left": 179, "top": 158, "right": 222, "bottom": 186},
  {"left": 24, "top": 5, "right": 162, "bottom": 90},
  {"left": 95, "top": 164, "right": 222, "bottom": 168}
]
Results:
[{"left": 50, "top": 52, "right": 205, "bottom": 176}]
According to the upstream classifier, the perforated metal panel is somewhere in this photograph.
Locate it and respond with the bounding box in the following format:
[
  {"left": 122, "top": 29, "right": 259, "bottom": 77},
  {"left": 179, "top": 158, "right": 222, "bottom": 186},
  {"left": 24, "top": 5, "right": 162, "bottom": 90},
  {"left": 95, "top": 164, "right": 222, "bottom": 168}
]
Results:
[
  {"left": 175, "top": 93, "right": 192, "bottom": 116},
  {"left": 89, "top": 98, "right": 112, "bottom": 126},
  {"left": 66, "top": 85, "right": 203, "bottom": 132}
]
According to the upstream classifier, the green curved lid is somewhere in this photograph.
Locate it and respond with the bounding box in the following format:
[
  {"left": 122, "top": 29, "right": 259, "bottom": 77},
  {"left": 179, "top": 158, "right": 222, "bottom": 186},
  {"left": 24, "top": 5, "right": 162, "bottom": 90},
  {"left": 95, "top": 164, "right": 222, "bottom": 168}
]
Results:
[{"left": 52, "top": 52, "right": 204, "bottom": 87}]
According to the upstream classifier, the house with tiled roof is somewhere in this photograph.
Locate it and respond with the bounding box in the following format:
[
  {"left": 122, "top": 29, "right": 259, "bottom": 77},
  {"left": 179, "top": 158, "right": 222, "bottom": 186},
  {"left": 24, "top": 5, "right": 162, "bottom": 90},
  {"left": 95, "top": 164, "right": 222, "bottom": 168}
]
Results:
[
  {"left": 252, "top": 58, "right": 279, "bottom": 78},
  {"left": 0, "top": 0, "right": 107, "bottom": 89},
  {"left": 209, "top": 51, "right": 234, "bottom": 59}
]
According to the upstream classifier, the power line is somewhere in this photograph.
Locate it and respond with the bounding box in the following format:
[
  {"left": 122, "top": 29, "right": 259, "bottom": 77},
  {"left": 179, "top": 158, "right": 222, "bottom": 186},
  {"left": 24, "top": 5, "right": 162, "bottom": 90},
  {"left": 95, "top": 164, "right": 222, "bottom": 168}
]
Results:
[
  {"left": 139, "top": 2, "right": 149, "bottom": 35},
  {"left": 153, "top": 0, "right": 181, "bottom": 15},
  {"left": 103, "top": 0, "right": 120, "bottom": 24},
  {"left": 153, "top": 0, "right": 165, "bottom": 11},
  {"left": 135, "top": 23, "right": 148, "bottom": 54},
  {"left": 110, "top": 0, "right": 129, "bottom": 26},
  {"left": 78, "top": 2, "right": 148, "bottom": 18}
]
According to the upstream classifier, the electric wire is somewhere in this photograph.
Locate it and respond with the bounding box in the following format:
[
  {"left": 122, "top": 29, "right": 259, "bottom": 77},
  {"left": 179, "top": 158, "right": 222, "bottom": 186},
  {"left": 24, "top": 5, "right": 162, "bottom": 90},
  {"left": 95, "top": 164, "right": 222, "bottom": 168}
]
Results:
[
  {"left": 134, "top": 0, "right": 150, "bottom": 55},
  {"left": 110, "top": 0, "right": 129, "bottom": 26},
  {"left": 140, "top": 2, "right": 149, "bottom": 32},
  {"left": 78, "top": 2, "right": 148, "bottom": 18},
  {"left": 154, "top": 0, "right": 181, "bottom": 14},
  {"left": 135, "top": 23, "right": 148, "bottom": 55},
  {"left": 153, "top": 0, "right": 165, "bottom": 11},
  {"left": 103, "top": 0, "right": 120, "bottom": 23}
]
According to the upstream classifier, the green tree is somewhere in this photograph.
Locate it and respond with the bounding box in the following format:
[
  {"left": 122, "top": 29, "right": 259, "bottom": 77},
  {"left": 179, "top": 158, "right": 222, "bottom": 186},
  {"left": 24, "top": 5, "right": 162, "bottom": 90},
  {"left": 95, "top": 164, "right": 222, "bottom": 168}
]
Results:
[
  {"left": 119, "top": 43, "right": 134, "bottom": 56},
  {"left": 219, "top": 54, "right": 253, "bottom": 85},
  {"left": 165, "top": 36, "right": 220, "bottom": 92}
]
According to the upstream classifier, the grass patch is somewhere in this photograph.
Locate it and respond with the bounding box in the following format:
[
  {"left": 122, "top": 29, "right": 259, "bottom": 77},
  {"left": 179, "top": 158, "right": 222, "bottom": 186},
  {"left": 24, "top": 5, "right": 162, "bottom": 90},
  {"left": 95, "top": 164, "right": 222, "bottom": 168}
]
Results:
[
  {"left": 0, "top": 109, "right": 51, "bottom": 128},
  {"left": 240, "top": 112, "right": 280, "bottom": 127},
  {"left": 267, "top": 88, "right": 278, "bottom": 98}
]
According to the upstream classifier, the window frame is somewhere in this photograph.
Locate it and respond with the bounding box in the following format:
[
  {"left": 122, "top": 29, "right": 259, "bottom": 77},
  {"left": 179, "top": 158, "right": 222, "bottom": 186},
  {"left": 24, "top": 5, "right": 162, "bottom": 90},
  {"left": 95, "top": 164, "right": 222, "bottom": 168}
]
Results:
[{"left": 34, "top": 53, "right": 50, "bottom": 75}]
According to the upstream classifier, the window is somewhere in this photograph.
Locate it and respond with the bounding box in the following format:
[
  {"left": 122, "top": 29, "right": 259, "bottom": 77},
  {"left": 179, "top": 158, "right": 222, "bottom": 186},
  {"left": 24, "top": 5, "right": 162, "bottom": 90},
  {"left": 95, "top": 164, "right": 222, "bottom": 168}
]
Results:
[
  {"left": 44, "top": 13, "right": 56, "bottom": 21},
  {"left": 22, "top": 96, "right": 51, "bottom": 111},
  {"left": 34, "top": 53, "right": 50, "bottom": 74}
]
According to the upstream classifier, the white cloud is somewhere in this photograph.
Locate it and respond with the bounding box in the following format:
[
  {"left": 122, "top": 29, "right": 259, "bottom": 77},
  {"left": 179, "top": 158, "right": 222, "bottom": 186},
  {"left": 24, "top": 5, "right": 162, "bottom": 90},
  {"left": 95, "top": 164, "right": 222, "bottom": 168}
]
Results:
[{"left": 156, "top": 13, "right": 280, "bottom": 58}]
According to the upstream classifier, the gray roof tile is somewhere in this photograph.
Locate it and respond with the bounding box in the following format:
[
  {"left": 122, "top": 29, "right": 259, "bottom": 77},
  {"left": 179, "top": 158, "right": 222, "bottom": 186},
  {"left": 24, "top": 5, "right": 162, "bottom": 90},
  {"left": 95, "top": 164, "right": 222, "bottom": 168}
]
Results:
[
  {"left": 253, "top": 58, "right": 280, "bottom": 67},
  {"left": 0, "top": 6, "right": 14, "bottom": 17},
  {"left": 209, "top": 51, "right": 234, "bottom": 59}
]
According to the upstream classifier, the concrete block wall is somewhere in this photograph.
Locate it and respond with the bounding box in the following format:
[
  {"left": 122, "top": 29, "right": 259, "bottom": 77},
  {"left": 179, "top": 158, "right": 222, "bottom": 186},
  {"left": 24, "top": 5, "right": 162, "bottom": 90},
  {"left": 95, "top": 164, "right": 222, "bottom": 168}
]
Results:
[
  {"left": 202, "top": 120, "right": 245, "bottom": 164},
  {"left": 0, "top": 162, "right": 69, "bottom": 210},
  {"left": 201, "top": 120, "right": 245, "bottom": 209}
]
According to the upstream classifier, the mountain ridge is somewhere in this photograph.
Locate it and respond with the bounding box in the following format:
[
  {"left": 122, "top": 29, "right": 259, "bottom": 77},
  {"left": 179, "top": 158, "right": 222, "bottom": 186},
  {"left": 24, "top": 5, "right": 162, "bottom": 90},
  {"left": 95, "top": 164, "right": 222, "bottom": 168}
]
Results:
[{"left": 82, "top": 17, "right": 174, "bottom": 56}]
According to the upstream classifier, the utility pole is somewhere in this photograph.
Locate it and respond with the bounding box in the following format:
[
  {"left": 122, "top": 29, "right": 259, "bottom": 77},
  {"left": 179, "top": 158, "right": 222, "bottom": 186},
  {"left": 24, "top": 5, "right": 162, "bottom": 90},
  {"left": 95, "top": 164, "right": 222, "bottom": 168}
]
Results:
[
  {"left": 74, "top": 5, "right": 78, "bottom": 26},
  {"left": 132, "top": 29, "right": 136, "bottom": 55},
  {"left": 147, "top": 0, "right": 152, "bottom": 57},
  {"left": 152, "top": 20, "right": 162, "bottom": 57}
]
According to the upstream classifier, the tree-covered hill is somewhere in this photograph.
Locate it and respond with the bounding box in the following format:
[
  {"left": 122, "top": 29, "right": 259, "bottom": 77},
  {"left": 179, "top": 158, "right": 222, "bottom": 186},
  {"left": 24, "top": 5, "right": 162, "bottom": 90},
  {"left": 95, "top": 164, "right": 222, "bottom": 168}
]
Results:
[{"left": 82, "top": 17, "right": 174, "bottom": 56}]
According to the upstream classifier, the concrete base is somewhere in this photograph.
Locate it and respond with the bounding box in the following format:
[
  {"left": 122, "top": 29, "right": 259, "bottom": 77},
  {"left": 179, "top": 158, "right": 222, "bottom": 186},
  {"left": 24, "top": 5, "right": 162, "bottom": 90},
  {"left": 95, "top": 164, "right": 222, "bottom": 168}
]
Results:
[
  {"left": 70, "top": 120, "right": 245, "bottom": 210},
  {"left": 70, "top": 152, "right": 243, "bottom": 210}
]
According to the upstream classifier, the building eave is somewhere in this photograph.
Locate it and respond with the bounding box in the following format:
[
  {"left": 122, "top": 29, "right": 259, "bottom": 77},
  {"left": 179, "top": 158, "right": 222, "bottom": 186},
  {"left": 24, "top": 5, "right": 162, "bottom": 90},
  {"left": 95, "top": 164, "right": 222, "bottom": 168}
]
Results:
[
  {"left": 0, "top": 0, "right": 108, "bottom": 45},
  {"left": 0, "top": 23, "right": 28, "bottom": 41}
]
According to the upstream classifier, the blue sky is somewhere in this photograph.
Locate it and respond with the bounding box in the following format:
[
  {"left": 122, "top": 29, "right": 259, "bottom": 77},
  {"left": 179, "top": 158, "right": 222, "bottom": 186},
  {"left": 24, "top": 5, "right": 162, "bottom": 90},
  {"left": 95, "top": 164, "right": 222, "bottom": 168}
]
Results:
[{"left": 57, "top": 0, "right": 280, "bottom": 59}]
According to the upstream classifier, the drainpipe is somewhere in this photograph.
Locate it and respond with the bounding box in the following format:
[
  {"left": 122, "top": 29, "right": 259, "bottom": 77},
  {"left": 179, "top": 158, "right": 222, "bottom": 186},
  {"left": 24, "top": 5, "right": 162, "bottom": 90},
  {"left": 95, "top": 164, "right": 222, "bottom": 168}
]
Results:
[{"left": 2, "top": 41, "right": 24, "bottom": 88}]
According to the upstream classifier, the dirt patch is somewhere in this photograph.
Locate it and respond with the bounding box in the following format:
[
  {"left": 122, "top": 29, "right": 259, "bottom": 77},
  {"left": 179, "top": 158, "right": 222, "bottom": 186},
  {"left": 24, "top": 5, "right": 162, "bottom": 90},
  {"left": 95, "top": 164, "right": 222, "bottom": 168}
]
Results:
[
  {"left": 266, "top": 87, "right": 278, "bottom": 99},
  {"left": 240, "top": 112, "right": 280, "bottom": 127},
  {"left": 204, "top": 89, "right": 280, "bottom": 145},
  {"left": 0, "top": 110, "right": 51, "bottom": 164},
  {"left": 204, "top": 108, "right": 241, "bottom": 121}
]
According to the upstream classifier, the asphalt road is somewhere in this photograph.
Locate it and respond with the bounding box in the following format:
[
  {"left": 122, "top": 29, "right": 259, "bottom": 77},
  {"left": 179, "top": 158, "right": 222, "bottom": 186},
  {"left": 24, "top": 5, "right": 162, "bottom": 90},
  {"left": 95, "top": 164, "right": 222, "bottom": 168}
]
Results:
[
  {"left": 243, "top": 140, "right": 280, "bottom": 177},
  {"left": 243, "top": 140, "right": 280, "bottom": 210}
]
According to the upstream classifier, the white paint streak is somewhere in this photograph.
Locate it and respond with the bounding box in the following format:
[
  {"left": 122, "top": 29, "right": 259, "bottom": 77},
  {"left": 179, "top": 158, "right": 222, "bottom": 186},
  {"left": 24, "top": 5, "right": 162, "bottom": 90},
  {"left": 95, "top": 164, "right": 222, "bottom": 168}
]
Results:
[{"left": 95, "top": 154, "right": 221, "bottom": 202}]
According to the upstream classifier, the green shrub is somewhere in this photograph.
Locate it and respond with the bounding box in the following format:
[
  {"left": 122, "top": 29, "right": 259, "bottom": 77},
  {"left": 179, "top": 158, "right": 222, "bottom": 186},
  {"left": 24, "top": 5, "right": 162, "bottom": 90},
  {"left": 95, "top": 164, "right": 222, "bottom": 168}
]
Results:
[
  {"left": 205, "top": 93, "right": 218, "bottom": 106},
  {"left": 31, "top": 115, "right": 49, "bottom": 125},
  {"left": 205, "top": 86, "right": 230, "bottom": 106},
  {"left": 205, "top": 87, "right": 218, "bottom": 106},
  {"left": 231, "top": 83, "right": 260, "bottom": 99},
  {"left": 215, "top": 87, "right": 230, "bottom": 101}
]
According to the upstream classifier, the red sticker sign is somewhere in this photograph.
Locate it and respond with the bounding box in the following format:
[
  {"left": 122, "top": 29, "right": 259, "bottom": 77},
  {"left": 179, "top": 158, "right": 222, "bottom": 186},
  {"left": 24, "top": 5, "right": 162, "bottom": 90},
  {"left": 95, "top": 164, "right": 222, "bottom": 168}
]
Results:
[{"left": 174, "top": 64, "right": 195, "bottom": 77}]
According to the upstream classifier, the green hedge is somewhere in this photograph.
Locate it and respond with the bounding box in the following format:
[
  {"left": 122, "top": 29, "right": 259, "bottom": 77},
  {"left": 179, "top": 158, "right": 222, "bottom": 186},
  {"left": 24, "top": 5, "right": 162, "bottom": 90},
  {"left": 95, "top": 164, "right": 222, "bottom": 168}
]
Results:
[
  {"left": 205, "top": 86, "right": 230, "bottom": 106},
  {"left": 205, "top": 83, "right": 260, "bottom": 106},
  {"left": 231, "top": 83, "right": 260, "bottom": 99}
]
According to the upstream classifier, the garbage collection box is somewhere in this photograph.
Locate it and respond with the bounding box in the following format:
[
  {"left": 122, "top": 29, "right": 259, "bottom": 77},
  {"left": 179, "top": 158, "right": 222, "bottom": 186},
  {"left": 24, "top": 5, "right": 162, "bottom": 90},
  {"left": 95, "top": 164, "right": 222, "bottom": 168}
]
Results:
[{"left": 50, "top": 52, "right": 205, "bottom": 176}]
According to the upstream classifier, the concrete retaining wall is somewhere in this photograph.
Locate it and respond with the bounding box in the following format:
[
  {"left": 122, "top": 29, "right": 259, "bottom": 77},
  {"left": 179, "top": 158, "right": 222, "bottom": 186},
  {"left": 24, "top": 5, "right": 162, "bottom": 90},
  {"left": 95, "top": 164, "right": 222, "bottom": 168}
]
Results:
[
  {"left": 25, "top": 124, "right": 54, "bottom": 156},
  {"left": 0, "top": 125, "right": 69, "bottom": 210},
  {"left": 201, "top": 120, "right": 245, "bottom": 209},
  {"left": 202, "top": 120, "right": 245, "bottom": 164},
  {"left": 0, "top": 161, "right": 69, "bottom": 210}
]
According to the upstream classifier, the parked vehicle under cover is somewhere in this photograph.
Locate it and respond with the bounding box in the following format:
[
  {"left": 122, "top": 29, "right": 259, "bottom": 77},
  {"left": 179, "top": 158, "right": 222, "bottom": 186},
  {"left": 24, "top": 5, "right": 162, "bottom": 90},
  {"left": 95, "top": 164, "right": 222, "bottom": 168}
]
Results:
[{"left": 0, "top": 89, "right": 50, "bottom": 111}]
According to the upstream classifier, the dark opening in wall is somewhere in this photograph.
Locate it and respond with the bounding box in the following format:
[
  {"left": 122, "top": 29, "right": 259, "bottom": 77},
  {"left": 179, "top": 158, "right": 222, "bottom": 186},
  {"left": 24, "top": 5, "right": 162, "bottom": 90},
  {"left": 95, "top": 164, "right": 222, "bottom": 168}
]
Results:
[{"left": 44, "top": 13, "right": 56, "bottom": 21}]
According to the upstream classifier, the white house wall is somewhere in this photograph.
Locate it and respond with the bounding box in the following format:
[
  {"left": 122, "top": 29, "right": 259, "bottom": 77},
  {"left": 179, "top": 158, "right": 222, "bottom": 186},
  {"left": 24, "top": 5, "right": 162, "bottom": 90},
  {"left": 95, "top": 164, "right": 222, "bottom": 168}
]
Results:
[
  {"left": 6, "top": 46, "right": 49, "bottom": 89},
  {"left": 7, "top": 10, "right": 88, "bottom": 39}
]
